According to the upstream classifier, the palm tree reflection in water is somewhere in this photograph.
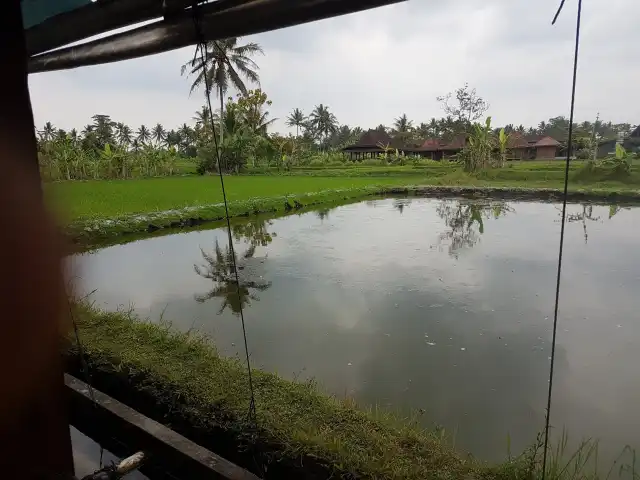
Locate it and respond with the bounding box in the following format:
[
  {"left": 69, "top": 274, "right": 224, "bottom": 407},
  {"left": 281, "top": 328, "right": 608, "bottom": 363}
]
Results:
[{"left": 194, "top": 238, "right": 271, "bottom": 316}]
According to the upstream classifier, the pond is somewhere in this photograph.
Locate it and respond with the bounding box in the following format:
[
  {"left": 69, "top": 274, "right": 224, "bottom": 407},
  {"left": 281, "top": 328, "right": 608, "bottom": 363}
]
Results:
[{"left": 71, "top": 197, "right": 640, "bottom": 465}]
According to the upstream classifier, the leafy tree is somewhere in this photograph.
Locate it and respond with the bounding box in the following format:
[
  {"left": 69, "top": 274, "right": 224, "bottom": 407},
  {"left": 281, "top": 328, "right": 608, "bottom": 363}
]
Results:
[
  {"left": 165, "top": 130, "right": 181, "bottom": 149},
  {"left": 181, "top": 37, "right": 263, "bottom": 150},
  {"left": 286, "top": 108, "right": 306, "bottom": 137},
  {"left": 91, "top": 114, "right": 115, "bottom": 148},
  {"left": 236, "top": 89, "right": 276, "bottom": 135},
  {"left": 326, "top": 125, "right": 361, "bottom": 149},
  {"left": 437, "top": 83, "right": 489, "bottom": 131}
]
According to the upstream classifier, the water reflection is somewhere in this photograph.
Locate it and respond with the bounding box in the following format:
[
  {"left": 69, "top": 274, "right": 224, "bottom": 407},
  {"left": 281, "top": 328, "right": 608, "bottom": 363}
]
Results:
[
  {"left": 436, "top": 200, "right": 513, "bottom": 256},
  {"left": 393, "top": 198, "right": 412, "bottom": 214},
  {"left": 232, "top": 217, "right": 275, "bottom": 247},
  {"left": 73, "top": 197, "right": 640, "bottom": 466},
  {"left": 564, "top": 205, "right": 600, "bottom": 244},
  {"left": 316, "top": 208, "right": 331, "bottom": 222},
  {"left": 194, "top": 239, "right": 271, "bottom": 315}
]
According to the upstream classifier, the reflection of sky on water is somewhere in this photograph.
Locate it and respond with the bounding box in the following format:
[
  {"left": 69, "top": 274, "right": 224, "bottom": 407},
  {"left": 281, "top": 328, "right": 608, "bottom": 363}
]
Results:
[
  {"left": 71, "top": 427, "right": 147, "bottom": 479},
  {"left": 71, "top": 198, "right": 640, "bottom": 463}
]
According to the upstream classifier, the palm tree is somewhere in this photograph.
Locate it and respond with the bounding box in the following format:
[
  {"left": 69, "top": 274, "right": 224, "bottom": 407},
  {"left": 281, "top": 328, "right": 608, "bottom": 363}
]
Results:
[
  {"left": 81, "top": 124, "right": 94, "bottom": 138},
  {"left": 181, "top": 37, "right": 263, "bottom": 150},
  {"left": 69, "top": 128, "right": 79, "bottom": 146},
  {"left": 286, "top": 108, "right": 306, "bottom": 137},
  {"left": 152, "top": 123, "right": 166, "bottom": 147},
  {"left": 115, "top": 123, "right": 133, "bottom": 148},
  {"left": 136, "top": 125, "right": 151, "bottom": 145},
  {"left": 193, "top": 106, "right": 213, "bottom": 141},
  {"left": 178, "top": 123, "right": 195, "bottom": 154},
  {"left": 165, "top": 130, "right": 181, "bottom": 149},
  {"left": 40, "top": 122, "right": 55, "bottom": 142},
  {"left": 393, "top": 113, "right": 413, "bottom": 134},
  {"left": 309, "top": 104, "right": 338, "bottom": 149}
]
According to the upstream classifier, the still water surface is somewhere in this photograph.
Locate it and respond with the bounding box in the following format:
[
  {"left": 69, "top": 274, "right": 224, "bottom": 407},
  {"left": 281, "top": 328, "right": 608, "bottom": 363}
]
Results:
[{"left": 73, "top": 198, "right": 640, "bottom": 463}]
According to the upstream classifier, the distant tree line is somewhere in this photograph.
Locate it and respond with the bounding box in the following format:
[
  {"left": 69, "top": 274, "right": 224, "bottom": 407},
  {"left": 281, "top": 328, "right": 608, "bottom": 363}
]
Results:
[{"left": 36, "top": 35, "right": 637, "bottom": 180}]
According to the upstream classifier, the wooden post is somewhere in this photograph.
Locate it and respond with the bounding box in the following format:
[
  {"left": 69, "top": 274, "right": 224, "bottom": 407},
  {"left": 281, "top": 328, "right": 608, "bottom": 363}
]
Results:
[{"left": 0, "top": 1, "right": 74, "bottom": 478}]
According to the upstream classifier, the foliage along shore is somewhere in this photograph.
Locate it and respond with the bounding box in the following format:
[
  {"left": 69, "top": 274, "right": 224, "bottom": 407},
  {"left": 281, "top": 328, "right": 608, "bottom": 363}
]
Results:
[
  {"left": 66, "top": 182, "right": 640, "bottom": 249},
  {"left": 67, "top": 302, "right": 536, "bottom": 480}
]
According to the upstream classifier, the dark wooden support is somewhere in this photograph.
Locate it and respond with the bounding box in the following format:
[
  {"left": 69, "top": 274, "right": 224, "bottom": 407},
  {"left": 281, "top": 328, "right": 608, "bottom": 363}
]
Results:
[
  {"left": 66, "top": 374, "right": 261, "bottom": 480},
  {"left": 0, "top": 2, "right": 74, "bottom": 478},
  {"left": 2, "top": 0, "right": 42, "bottom": 185}
]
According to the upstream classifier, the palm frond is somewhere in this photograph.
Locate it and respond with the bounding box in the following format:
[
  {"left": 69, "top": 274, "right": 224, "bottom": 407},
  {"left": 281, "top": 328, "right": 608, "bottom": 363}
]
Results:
[{"left": 227, "top": 65, "right": 247, "bottom": 95}]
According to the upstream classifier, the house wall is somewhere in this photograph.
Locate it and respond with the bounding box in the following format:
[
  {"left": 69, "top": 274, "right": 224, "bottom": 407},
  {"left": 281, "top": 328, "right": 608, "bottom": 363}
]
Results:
[
  {"left": 509, "top": 148, "right": 528, "bottom": 160},
  {"left": 536, "top": 146, "right": 557, "bottom": 159}
]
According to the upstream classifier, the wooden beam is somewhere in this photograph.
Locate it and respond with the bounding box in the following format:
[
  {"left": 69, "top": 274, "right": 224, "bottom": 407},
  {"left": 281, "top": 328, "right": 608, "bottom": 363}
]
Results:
[
  {"left": 0, "top": 2, "right": 74, "bottom": 478},
  {"left": 66, "top": 374, "right": 261, "bottom": 480},
  {"left": 29, "top": 0, "right": 405, "bottom": 73}
]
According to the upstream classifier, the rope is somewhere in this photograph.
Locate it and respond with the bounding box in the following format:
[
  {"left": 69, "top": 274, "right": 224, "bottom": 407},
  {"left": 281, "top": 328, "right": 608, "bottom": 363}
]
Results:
[
  {"left": 190, "top": 3, "right": 258, "bottom": 424},
  {"left": 541, "top": 0, "right": 583, "bottom": 477}
]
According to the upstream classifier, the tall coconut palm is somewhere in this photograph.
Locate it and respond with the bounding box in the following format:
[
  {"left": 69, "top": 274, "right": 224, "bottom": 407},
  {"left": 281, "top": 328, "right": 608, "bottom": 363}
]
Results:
[
  {"left": 286, "top": 108, "right": 306, "bottom": 137},
  {"left": 193, "top": 105, "right": 213, "bottom": 141},
  {"left": 40, "top": 121, "right": 56, "bottom": 142},
  {"left": 81, "top": 124, "right": 94, "bottom": 138},
  {"left": 69, "top": 128, "right": 79, "bottom": 146},
  {"left": 181, "top": 38, "right": 263, "bottom": 152},
  {"left": 115, "top": 123, "right": 133, "bottom": 148},
  {"left": 152, "top": 123, "right": 166, "bottom": 147},
  {"left": 309, "top": 104, "right": 338, "bottom": 149},
  {"left": 393, "top": 113, "right": 413, "bottom": 134},
  {"left": 136, "top": 125, "right": 151, "bottom": 145}
]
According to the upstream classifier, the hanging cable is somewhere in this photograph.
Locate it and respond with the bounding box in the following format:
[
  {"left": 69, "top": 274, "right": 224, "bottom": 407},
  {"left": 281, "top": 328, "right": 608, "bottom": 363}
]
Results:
[
  {"left": 68, "top": 295, "right": 105, "bottom": 468},
  {"left": 190, "top": 3, "right": 258, "bottom": 424},
  {"left": 541, "top": 0, "right": 583, "bottom": 477}
]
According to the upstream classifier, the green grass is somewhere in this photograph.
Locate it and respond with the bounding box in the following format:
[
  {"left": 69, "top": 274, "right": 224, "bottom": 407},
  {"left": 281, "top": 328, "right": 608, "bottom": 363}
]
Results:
[
  {"left": 68, "top": 303, "right": 527, "bottom": 479},
  {"left": 69, "top": 303, "right": 638, "bottom": 479},
  {"left": 46, "top": 164, "right": 640, "bottom": 247},
  {"left": 45, "top": 175, "right": 420, "bottom": 222}
]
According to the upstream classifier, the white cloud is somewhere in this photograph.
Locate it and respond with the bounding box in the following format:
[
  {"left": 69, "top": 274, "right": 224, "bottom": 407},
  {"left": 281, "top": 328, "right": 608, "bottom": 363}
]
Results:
[{"left": 28, "top": 0, "right": 640, "bottom": 134}]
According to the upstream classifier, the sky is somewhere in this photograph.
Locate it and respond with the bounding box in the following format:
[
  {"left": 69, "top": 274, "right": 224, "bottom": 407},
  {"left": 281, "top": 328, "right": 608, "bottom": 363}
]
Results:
[{"left": 28, "top": 0, "right": 639, "bottom": 135}]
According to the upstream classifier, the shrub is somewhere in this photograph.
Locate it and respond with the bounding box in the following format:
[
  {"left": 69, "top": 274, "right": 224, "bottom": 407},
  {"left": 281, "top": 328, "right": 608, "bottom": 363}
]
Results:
[{"left": 362, "top": 158, "right": 382, "bottom": 166}]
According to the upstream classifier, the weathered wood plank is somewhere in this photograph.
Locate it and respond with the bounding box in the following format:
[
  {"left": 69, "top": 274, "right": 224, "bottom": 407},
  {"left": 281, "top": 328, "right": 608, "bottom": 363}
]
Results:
[{"left": 66, "top": 374, "right": 261, "bottom": 480}]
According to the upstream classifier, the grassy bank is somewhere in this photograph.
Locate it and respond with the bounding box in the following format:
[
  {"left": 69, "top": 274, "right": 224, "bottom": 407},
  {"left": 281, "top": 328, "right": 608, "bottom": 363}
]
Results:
[
  {"left": 69, "top": 304, "right": 638, "bottom": 479},
  {"left": 68, "top": 303, "right": 531, "bottom": 479},
  {"left": 46, "top": 164, "right": 640, "bottom": 246}
]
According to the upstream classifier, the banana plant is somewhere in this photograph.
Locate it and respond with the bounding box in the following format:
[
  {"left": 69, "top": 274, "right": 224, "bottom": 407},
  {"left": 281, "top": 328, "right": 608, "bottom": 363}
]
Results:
[{"left": 497, "top": 128, "right": 509, "bottom": 168}]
